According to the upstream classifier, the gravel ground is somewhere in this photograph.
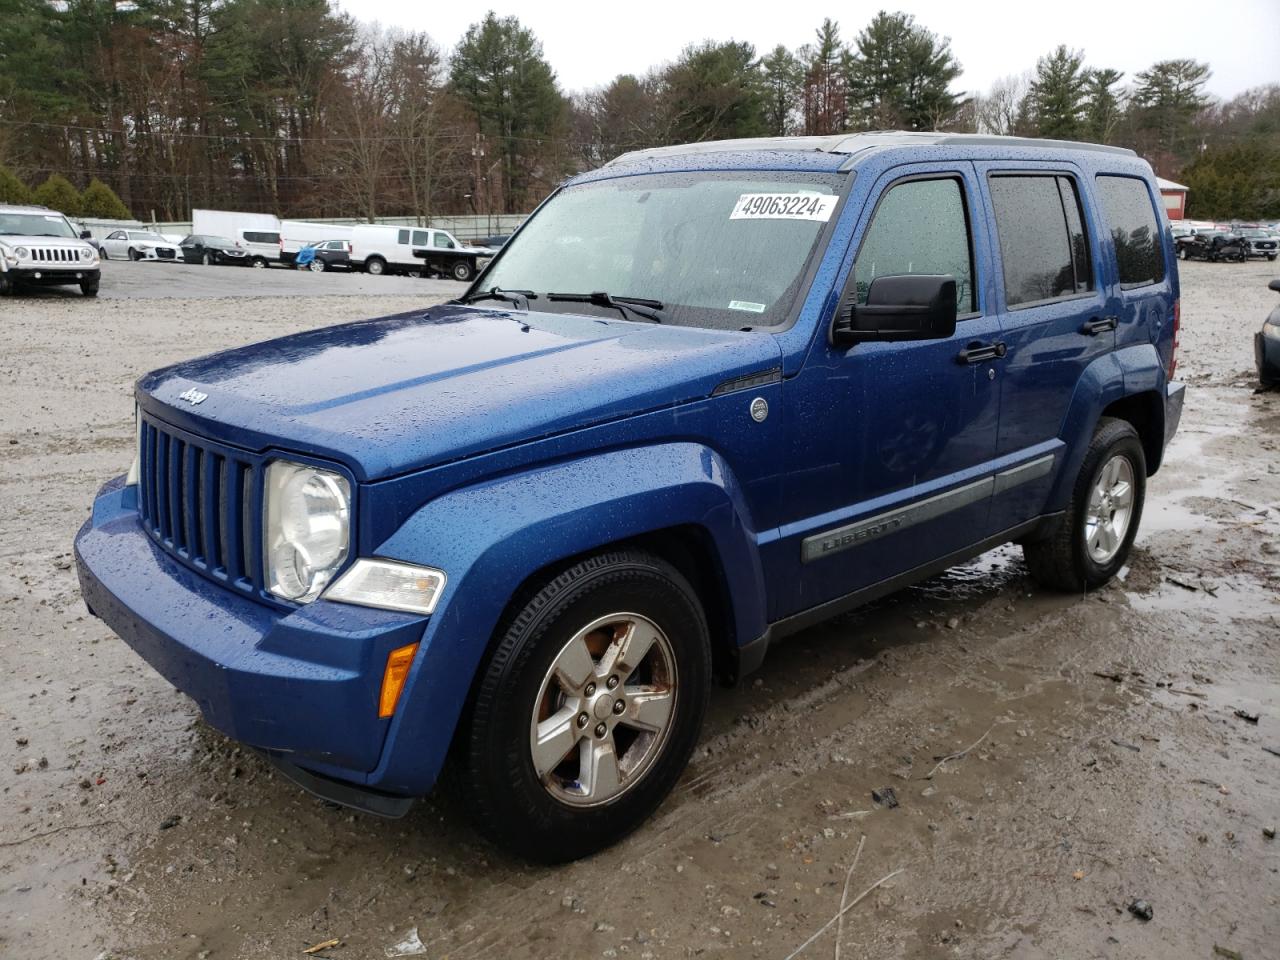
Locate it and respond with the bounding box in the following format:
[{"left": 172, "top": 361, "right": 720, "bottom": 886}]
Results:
[
  {"left": 1, "top": 259, "right": 1278, "bottom": 960},
  {"left": 19, "top": 256, "right": 462, "bottom": 300}
]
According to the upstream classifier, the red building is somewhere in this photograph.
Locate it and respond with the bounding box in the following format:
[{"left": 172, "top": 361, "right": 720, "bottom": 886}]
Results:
[{"left": 1157, "top": 177, "right": 1188, "bottom": 220}]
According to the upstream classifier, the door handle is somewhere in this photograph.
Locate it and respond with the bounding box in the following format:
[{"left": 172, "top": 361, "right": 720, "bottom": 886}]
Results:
[
  {"left": 956, "top": 341, "right": 1007, "bottom": 364},
  {"left": 1081, "top": 316, "right": 1119, "bottom": 335}
]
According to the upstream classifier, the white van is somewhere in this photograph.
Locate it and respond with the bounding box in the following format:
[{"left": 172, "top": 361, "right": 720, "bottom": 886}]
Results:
[
  {"left": 191, "top": 210, "right": 282, "bottom": 268},
  {"left": 349, "top": 224, "right": 485, "bottom": 281}
]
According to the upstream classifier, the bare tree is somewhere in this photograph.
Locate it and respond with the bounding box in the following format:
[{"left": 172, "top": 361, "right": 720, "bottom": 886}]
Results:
[{"left": 975, "top": 73, "right": 1030, "bottom": 135}]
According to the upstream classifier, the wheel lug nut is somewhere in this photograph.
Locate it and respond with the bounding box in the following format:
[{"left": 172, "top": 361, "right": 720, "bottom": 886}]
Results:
[
  {"left": 577, "top": 713, "right": 589, "bottom": 729},
  {"left": 606, "top": 675, "right": 619, "bottom": 690},
  {"left": 584, "top": 682, "right": 596, "bottom": 697},
  {"left": 594, "top": 723, "right": 607, "bottom": 738},
  {"left": 613, "top": 699, "right": 625, "bottom": 715}
]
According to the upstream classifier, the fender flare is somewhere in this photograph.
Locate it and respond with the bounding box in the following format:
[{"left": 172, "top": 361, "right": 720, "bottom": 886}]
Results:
[
  {"left": 366, "top": 442, "right": 766, "bottom": 794},
  {"left": 1047, "top": 343, "right": 1168, "bottom": 510}
]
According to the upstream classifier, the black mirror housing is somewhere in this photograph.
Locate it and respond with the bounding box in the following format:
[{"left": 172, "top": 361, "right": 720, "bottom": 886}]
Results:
[
  {"left": 1269, "top": 278, "right": 1280, "bottom": 293},
  {"left": 79, "top": 230, "right": 93, "bottom": 240},
  {"left": 832, "top": 274, "right": 958, "bottom": 346}
]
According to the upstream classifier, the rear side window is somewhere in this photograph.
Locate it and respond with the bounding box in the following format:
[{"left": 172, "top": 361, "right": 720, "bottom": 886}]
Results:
[
  {"left": 989, "top": 175, "right": 1094, "bottom": 308},
  {"left": 398, "top": 229, "right": 410, "bottom": 244},
  {"left": 242, "top": 231, "right": 279, "bottom": 244},
  {"left": 853, "top": 177, "right": 975, "bottom": 313},
  {"left": 1095, "top": 175, "right": 1165, "bottom": 288},
  {"left": 412, "top": 230, "right": 429, "bottom": 246}
]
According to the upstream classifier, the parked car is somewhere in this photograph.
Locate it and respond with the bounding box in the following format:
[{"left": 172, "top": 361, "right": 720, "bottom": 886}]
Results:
[
  {"left": 350, "top": 224, "right": 484, "bottom": 280},
  {"left": 301, "top": 239, "right": 353, "bottom": 272},
  {"left": 179, "top": 234, "right": 249, "bottom": 266},
  {"left": 100, "top": 229, "right": 181, "bottom": 262},
  {"left": 0, "top": 203, "right": 100, "bottom": 296},
  {"left": 192, "top": 210, "right": 282, "bottom": 268},
  {"left": 75, "top": 132, "right": 1184, "bottom": 863},
  {"left": 281, "top": 220, "right": 355, "bottom": 265},
  {"left": 1258, "top": 279, "right": 1280, "bottom": 387},
  {"left": 1175, "top": 231, "right": 1248, "bottom": 262},
  {"left": 1237, "top": 229, "right": 1278, "bottom": 261}
]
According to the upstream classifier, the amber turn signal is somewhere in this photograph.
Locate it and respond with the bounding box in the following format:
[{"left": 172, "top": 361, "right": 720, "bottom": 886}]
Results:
[{"left": 378, "top": 642, "right": 419, "bottom": 718}]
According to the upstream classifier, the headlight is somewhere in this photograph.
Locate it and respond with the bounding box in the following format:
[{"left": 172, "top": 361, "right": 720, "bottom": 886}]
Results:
[
  {"left": 264, "top": 460, "right": 351, "bottom": 603},
  {"left": 325, "top": 558, "right": 446, "bottom": 615},
  {"left": 80, "top": 246, "right": 96, "bottom": 260},
  {"left": 126, "top": 406, "right": 140, "bottom": 485},
  {"left": 14, "top": 246, "right": 29, "bottom": 259},
  {"left": 137, "top": 244, "right": 152, "bottom": 251}
]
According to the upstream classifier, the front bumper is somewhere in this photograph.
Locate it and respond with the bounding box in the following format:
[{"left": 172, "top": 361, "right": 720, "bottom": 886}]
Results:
[
  {"left": 136, "top": 249, "right": 180, "bottom": 261},
  {"left": 6, "top": 266, "right": 99, "bottom": 285},
  {"left": 74, "top": 478, "right": 432, "bottom": 800}
]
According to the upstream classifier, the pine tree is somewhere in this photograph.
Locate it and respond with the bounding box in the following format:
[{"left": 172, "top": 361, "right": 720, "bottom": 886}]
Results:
[
  {"left": 760, "top": 45, "right": 803, "bottom": 136},
  {"left": 1132, "top": 59, "right": 1212, "bottom": 162},
  {"left": 663, "top": 41, "right": 766, "bottom": 143},
  {"left": 79, "top": 177, "right": 131, "bottom": 219},
  {"left": 846, "top": 12, "right": 962, "bottom": 131},
  {"left": 1083, "top": 68, "right": 1125, "bottom": 144},
  {"left": 0, "top": 165, "right": 32, "bottom": 204},
  {"left": 800, "top": 19, "right": 847, "bottom": 135},
  {"left": 1028, "top": 46, "right": 1088, "bottom": 139},
  {"left": 32, "top": 174, "right": 81, "bottom": 215}
]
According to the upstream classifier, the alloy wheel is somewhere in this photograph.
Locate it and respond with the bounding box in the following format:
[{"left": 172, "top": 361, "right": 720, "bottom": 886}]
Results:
[
  {"left": 1085, "top": 454, "right": 1135, "bottom": 564},
  {"left": 529, "top": 613, "right": 677, "bottom": 808}
]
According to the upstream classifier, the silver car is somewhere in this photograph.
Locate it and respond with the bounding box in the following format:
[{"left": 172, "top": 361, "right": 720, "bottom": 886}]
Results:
[{"left": 100, "top": 229, "right": 182, "bottom": 262}]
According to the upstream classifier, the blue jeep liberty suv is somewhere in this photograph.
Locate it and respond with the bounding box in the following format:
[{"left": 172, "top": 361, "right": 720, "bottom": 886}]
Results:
[{"left": 75, "top": 132, "right": 1184, "bottom": 862}]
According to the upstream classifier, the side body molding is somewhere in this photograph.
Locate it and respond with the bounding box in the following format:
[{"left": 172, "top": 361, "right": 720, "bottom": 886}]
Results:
[{"left": 365, "top": 442, "right": 766, "bottom": 794}]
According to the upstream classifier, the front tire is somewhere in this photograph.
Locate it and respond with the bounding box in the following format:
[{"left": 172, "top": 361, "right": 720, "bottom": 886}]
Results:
[
  {"left": 80, "top": 280, "right": 99, "bottom": 297},
  {"left": 128, "top": 248, "right": 141, "bottom": 261},
  {"left": 250, "top": 257, "right": 267, "bottom": 269},
  {"left": 451, "top": 259, "right": 475, "bottom": 282},
  {"left": 201, "top": 252, "right": 212, "bottom": 265},
  {"left": 308, "top": 259, "right": 325, "bottom": 273},
  {"left": 1024, "top": 417, "right": 1146, "bottom": 592},
  {"left": 458, "top": 550, "right": 711, "bottom": 863}
]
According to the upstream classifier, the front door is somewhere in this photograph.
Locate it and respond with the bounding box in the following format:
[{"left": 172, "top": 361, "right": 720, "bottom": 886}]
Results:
[{"left": 778, "top": 163, "right": 1004, "bottom": 617}]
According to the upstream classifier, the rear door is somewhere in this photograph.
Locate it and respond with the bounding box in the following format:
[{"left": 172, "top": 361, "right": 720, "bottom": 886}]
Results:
[{"left": 975, "top": 163, "right": 1110, "bottom": 527}]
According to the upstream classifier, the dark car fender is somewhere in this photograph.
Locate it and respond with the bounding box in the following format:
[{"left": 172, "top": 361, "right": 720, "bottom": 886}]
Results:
[{"left": 363, "top": 441, "right": 766, "bottom": 795}]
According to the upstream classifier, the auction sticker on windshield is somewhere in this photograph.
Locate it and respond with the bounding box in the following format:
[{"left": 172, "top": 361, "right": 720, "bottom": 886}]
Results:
[{"left": 730, "top": 193, "right": 837, "bottom": 221}]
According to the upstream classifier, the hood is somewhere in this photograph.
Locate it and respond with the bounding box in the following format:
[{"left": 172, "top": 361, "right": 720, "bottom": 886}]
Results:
[{"left": 137, "top": 304, "right": 783, "bottom": 481}]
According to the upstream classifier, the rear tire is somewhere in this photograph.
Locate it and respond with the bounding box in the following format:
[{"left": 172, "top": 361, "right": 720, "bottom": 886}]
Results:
[
  {"left": 1023, "top": 417, "right": 1146, "bottom": 593},
  {"left": 458, "top": 549, "right": 711, "bottom": 863},
  {"left": 251, "top": 257, "right": 267, "bottom": 269},
  {"left": 365, "top": 257, "right": 386, "bottom": 276}
]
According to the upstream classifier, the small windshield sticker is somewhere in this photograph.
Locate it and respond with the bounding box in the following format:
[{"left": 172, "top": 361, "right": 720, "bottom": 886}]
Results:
[
  {"left": 728, "top": 300, "right": 766, "bottom": 313},
  {"left": 730, "top": 193, "right": 837, "bottom": 222}
]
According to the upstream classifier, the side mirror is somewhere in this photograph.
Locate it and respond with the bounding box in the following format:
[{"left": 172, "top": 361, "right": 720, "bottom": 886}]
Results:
[
  {"left": 831, "top": 274, "right": 958, "bottom": 346},
  {"left": 79, "top": 230, "right": 92, "bottom": 240}
]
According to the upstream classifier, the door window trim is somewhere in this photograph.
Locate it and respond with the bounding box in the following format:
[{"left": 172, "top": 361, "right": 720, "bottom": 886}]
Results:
[
  {"left": 984, "top": 170, "right": 1099, "bottom": 313},
  {"left": 842, "top": 171, "right": 983, "bottom": 321}
]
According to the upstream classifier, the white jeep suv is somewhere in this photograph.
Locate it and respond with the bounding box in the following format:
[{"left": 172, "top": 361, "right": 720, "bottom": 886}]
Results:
[{"left": 0, "top": 204, "right": 101, "bottom": 297}]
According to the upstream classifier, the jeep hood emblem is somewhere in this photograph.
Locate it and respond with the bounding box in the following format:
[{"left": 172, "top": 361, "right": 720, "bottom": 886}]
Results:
[{"left": 178, "top": 387, "right": 208, "bottom": 405}]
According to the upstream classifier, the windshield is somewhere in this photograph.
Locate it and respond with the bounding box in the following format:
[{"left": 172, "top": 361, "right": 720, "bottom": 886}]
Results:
[
  {"left": 130, "top": 232, "right": 166, "bottom": 242},
  {"left": 0, "top": 212, "right": 78, "bottom": 239},
  {"left": 481, "top": 171, "right": 846, "bottom": 330}
]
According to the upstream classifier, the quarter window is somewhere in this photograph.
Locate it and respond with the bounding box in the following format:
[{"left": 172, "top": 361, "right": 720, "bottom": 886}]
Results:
[
  {"left": 853, "top": 177, "right": 975, "bottom": 312},
  {"left": 989, "top": 175, "right": 1095, "bottom": 308},
  {"left": 398, "top": 229, "right": 410, "bottom": 244},
  {"left": 1095, "top": 175, "right": 1165, "bottom": 288}
]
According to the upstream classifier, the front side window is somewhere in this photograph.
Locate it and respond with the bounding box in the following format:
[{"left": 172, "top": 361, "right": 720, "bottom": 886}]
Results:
[
  {"left": 130, "top": 231, "right": 167, "bottom": 242},
  {"left": 1095, "top": 175, "right": 1165, "bottom": 288},
  {"left": 853, "top": 177, "right": 975, "bottom": 312},
  {"left": 989, "top": 174, "right": 1095, "bottom": 308},
  {"left": 434, "top": 232, "right": 456, "bottom": 249},
  {"left": 481, "top": 171, "right": 846, "bottom": 330}
]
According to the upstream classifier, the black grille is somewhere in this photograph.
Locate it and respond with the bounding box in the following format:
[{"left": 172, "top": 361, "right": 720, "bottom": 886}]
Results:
[
  {"left": 138, "top": 417, "right": 262, "bottom": 595},
  {"left": 156, "top": 248, "right": 176, "bottom": 259},
  {"left": 32, "top": 246, "right": 78, "bottom": 263}
]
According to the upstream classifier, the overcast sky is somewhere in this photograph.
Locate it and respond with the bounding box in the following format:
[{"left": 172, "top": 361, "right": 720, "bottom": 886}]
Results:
[{"left": 338, "top": 0, "right": 1278, "bottom": 101}]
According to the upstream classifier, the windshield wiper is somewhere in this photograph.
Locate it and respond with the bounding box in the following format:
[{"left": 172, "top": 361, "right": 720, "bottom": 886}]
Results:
[
  {"left": 456, "top": 286, "right": 537, "bottom": 311},
  {"left": 547, "top": 291, "right": 663, "bottom": 324}
]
